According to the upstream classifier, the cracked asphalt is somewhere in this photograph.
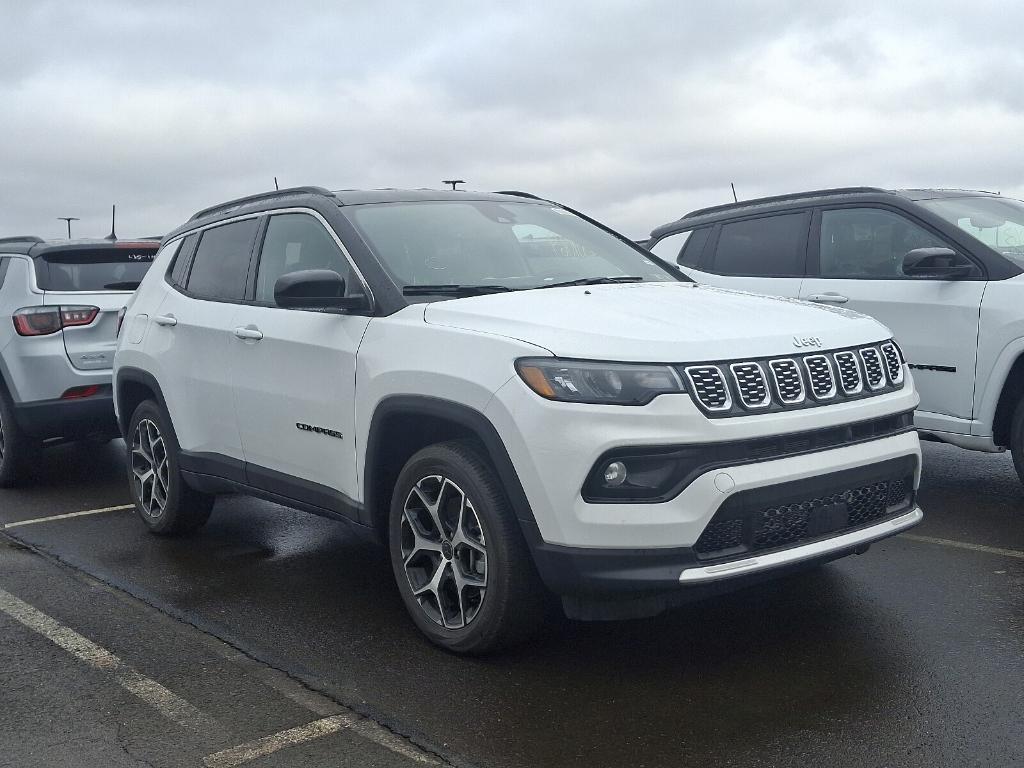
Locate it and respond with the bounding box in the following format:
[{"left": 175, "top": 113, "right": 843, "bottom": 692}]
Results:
[{"left": 0, "top": 440, "right": 1022, "bottom": 767}]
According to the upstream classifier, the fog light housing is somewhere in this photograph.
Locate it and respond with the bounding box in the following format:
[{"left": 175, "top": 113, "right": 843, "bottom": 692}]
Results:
[{"left": 603, "top": 461, "right": 628, "bottom": 486}]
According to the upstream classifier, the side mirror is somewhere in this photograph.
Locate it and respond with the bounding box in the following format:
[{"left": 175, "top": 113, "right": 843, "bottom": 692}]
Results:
[
  {"left": 902, "top": 248, "right": 973, "bottom": 279},
  {"left": 274, "top": 269, "right": 369, "bottom": 312}
]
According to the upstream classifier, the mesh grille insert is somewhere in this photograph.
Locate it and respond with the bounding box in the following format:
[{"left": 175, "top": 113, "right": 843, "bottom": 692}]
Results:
[
  {"left": 685, "top": 366, "right": 731, "bottom": 411},
  {"left": 769, "top": 359, "right": 805, "bottom": 403},
  {"left": 860, "top": 347, "right": 885, "bottom": 390},
  {"left": 880, "top": 342, "right": 904, "bottom": 384},
  {"left": 834, "top": 351, "right": 863, "bottom": 395},
  {"left": 731, "top": 363, "right": 771, "bottom": 408},
  {"left": 803, "top": 355, "right": 837, "bottom": 399}
]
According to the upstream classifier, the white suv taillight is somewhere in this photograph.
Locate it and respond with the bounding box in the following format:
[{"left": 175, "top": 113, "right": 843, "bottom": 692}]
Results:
[{"left": 13, "top": 305, "right": 100, "bottom": 336}]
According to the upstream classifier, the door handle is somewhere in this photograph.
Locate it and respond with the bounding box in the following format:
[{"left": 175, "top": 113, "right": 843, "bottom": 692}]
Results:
[
  {"left": 807, "top": 293, "right": 849, "bottom": 304},
  {"left": 233, "top": 326, "right": 264, "bottom": 341},
  {"left": 153, "top": 315, "right": 177, "bottom": 327}
]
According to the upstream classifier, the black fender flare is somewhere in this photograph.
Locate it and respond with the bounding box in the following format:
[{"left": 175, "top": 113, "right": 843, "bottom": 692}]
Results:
[{"left": 114, "top": 367, "right": 170, "bottom": 436}]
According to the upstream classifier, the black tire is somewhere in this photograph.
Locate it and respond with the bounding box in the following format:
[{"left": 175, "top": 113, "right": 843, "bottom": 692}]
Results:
[
  {"left": 1010, "top": 395, "right": 1024, "bottom": 486},
  {"left": 389, "top": 439, "right": 545, "bottom": 654},
  {"left": 0, "top": 387, "right": 33, "bottom": 488},
  {"left": 126, "top": 400, "right": 214, "bottom": 535}
]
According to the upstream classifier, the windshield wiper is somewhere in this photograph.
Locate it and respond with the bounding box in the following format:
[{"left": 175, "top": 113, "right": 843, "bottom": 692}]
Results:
[
  {"left": 534, "top": 276, "right": 645, "bottom": 290},
  {"left": 402, "top": 284, "right": 516, "bottom": 297}
]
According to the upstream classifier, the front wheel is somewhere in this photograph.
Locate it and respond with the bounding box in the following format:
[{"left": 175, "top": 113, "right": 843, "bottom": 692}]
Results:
[
  {"left": 127, "top": 400, "right": 214, "bottom": 535},
  {"left": 389, "top": 440, "right": 545, "bottom": 654}
]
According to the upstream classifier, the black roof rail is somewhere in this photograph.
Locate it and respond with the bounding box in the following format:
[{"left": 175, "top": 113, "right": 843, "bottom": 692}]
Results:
[
  {"left": 188, "top": 186, "right": 334, "bottom": 222},
  {"left": 0, "top": 235, "right": 44, "bottom": 245},
  {"left": 684, "top": 187, "right": 889, "bottom": 219},
  {"left": 493, "top": 190, "right": 546, "bottom": 201}
]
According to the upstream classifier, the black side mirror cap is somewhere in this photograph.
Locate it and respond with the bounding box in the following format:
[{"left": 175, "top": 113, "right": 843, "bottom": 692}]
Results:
[
  {"left": 274, "top": 269, "right": 370, "bottom": 312},
  {"left": 902, "top": 247, "right": 973, "bottom": 279}
]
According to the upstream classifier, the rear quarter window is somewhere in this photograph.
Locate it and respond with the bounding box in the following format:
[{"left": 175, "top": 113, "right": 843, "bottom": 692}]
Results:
[
  {"left": 709, "top": 213, "right": 809, "bottom": 277},
  {"left": 35, "top": 245, "right": 158, "bottom": 291}
]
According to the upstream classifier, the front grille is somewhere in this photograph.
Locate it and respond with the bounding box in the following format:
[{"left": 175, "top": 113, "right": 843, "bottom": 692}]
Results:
[
  {"left": 803, "top": 355, "right": 837, "bottom": 400},
  {"left": 860, "top": 347, "right": 885, "bottom": 390},
  {"left": 769, "top": 359, "right": 805, "bottom": 404},
  {"left": 730, "top": 363, "right": 771, "bottom": 408},
  {"left": 694, "top": 461, "right": 917, "bottom": 560},
  {"left": 685, "top": 366, "right": 731, "bottom": 411},
  {"left": 833, "top": 351, "right": 863, "bottom": 395},
  {"left": 880, "top": 342, "right": 904, "bottom": 385}
]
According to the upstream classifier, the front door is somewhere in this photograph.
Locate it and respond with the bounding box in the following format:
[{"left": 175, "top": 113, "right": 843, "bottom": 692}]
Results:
[
  {"left": 229, "top": 212, "right": 371, "bottom": 516},
  {"left": 799, "top": 206, "right": 986, "bottom": 424}
]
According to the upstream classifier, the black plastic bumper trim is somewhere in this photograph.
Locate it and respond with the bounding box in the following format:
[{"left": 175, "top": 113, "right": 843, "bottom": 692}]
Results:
[{"left": 12, "top": 390, "right": 118, "bottom": 440}]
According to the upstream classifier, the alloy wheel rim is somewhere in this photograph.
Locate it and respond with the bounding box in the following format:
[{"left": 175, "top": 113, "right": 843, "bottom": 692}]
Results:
[
  {"left": 131, "top": 418, "right": 169, "bottom": 518},
  {"left": 401, "top": 475, "right": 488, "bottom": 629}
]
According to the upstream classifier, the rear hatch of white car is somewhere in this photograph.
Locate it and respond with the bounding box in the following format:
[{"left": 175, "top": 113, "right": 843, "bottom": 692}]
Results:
[{"left": 33, "top": 241, "right": 159, "bottom": 371}]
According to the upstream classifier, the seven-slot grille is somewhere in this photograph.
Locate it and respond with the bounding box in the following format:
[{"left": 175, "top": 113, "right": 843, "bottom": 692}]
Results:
[
  {"left": 880, "top": 342, "right": 904, "bottom": 384},
  {"left": 860, "top": 347, "right": 886, "bottom": 390},
  {"left": 769, "top": 359, "right": 805, "bottom": 404},
  {"left": 682, "top": 343, "right": 904, "bottom": 415},
  {"left": 803, "top": 355, "right": 837, "bottom": 400},
  {"left": 684, "top": 366, "right": 731, "bottom": 411},
  {"left": 730, "top": 363, "right": 771, "bottom": 408},
  {"left": 833, "top": 351, "right": 863, "bottom": 395}
]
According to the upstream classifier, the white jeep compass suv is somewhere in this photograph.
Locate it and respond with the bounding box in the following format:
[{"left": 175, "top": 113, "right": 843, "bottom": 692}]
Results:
[{"left": 114, "top": 187, "right": 922, "bottom": 653}]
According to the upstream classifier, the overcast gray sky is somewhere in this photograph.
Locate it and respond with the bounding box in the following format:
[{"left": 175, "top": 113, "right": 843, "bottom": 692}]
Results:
[{"left": 2, "top": 0, "right": 1023, "bottom": 240}]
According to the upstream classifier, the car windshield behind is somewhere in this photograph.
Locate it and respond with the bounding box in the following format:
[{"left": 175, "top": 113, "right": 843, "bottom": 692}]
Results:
[
  {"left": 36, "top": 244, "right": 158, "bottom": 291},
  {"left": 919, "top": 195, "right": 1024, "bottom": 268},
  {"left": 344, "top": 200, "right": 680, "bottom": 295}
]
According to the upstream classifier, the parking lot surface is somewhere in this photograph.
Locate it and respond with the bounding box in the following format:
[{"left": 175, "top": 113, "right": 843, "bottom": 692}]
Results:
[{"left": 1, "top": 441, "right": 1022, "bottom": 767}]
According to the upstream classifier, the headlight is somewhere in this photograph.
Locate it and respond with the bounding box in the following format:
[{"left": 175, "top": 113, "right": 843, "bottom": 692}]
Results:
[{"left": 515, "top": 358, "right": 685, "bottom": 405}]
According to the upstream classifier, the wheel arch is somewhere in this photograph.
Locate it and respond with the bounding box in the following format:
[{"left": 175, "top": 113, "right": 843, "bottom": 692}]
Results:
[
  {"left": 115, "top": 367, "right": 168, "bottom": 438},
  {"left": 362, "top": 395, "right": 537, "bottom": 541}
]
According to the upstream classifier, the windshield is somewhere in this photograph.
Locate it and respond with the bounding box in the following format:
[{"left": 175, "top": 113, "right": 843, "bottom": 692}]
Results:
[
  {"left": 918, "top": 196, "right": 1024, "bottom": 268},
  {"left": 36, "top": 245, "right": 158, "bottom": 291},
  {"left": 344, "top": 200, "right": 680, "bottom": 295}
]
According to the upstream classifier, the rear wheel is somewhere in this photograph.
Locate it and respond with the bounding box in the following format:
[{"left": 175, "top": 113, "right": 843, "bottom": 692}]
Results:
[
  {"left": 127, "top": 400, "right": 214, "bottom": 535},
  {"left": 0, "top": 388, "right": 32, "bottom": 488},
  {"left": 389, "top": 440, "right": 545, "bottom": 654}
]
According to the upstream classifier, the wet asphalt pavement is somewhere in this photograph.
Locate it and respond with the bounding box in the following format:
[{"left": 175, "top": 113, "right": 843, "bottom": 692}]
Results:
[{"left": 0, "top": 440, "right": 1022, "bottom": 767}]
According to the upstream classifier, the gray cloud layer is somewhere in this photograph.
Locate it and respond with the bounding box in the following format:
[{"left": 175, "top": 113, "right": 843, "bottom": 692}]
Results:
[{"left": 2, "top": 0, "right": 1023, "bottom": 240}]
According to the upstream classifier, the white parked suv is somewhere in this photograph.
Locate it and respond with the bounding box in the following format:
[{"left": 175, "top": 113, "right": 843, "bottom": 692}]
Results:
[
  {"left": 0, "top": 235, "right": 158, "bottom": 485},
  {"left": 114, "top": 187, "right": 922, "bottom": 652},
  {"left": 647, "top": 187, "right": 1024, "bottom": 483}
]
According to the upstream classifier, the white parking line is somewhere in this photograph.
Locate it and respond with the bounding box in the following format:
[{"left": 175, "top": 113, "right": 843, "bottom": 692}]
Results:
[
  {"left": 0, "top": 587, "right": 219, "bottom": 734},
  {"left": 901, "top": 534, "right": 1024, "bottom": 560},
  {"left": 1, "top": 504, "right": 133, "bottom": 530}
]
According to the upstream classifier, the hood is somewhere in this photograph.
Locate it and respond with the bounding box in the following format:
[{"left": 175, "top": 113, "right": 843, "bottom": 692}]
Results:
[{"left": 422, "top": 282, "right": 891, "bottom": 362}]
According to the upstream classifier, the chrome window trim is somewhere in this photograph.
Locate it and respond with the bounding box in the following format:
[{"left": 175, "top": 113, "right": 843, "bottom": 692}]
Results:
[
  {"left": 729, "top": 362, "right": 772, "bottom": 409},
  {"left": 803, "top": 354, "right": 837, "bottom": 400}
]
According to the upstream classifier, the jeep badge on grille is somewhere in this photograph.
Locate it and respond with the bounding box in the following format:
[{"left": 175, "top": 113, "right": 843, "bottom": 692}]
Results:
[{"left": 793, "top": 335, "right": 823, "bottom": 348}]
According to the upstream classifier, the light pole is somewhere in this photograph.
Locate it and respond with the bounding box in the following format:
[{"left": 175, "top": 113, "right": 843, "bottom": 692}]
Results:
[
  {"left": 442, "top": 179, "right": 465, "bottom": 191},
  {"left": 58, "top": 217, "right": 80, "bottom": 239}
]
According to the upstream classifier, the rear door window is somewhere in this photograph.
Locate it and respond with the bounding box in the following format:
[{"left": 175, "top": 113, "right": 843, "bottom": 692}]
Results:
[
  {"left": 708, "top": 213, "right": 809, "bottom": 276},
  {"left": 186, "top": 219, "right": 260, "bottom": 301},
  {"left": 0, "top": 258, "right": 9, "bottom": 288},
  {"left": 35, "top": 244, "right": 159, "bottom": 291}
]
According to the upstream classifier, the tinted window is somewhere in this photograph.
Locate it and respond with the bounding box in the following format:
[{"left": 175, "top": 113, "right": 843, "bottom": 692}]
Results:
[
  {"left": 648, "top": 231, "right": 691, "bottom": 261},
  {"left": 679, "top": 227, "right": 711, "bottom": 267},
  {"left": 710, "top": 214, "right": 808, "bottom": 276},
  {"left": 168, "top": 234, "right": 196, "bottom": 288},
  {"left": 819, "top": 208, "right": 953, "bottom": 278},
  {"left": 255, "top": 214, "right": 363, "bottom": 304},
  {"left": 186, "top": 219, "right": 259, "bottom": 301},
  {"left": 35, "top": 244, "right": 158, "bottom": 291}
]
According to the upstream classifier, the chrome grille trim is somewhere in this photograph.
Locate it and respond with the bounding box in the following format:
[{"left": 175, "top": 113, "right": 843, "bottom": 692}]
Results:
[
  {"left": 880, "top": 342, "right": 904, "bottom": 385},
  {"left": 833, "top": 351, "right": 864, "bottom": 395},
  {"left": 684, "top": 365, "right": 732, "bottom": 412},
  {"left": 860, "top": 347, "right": 886, "bottom": 390},
  {"left": 803, "top": 355, "right": 837, "bottom": 400},
  {"left": 730, "top": 362, "right": 772, "bottom": 409},
  {"left": 768, "top": 359, "right": 806, "bottom": 404}
]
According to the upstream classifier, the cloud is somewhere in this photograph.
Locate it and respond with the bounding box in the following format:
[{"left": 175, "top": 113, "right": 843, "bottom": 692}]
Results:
[{"left": 1, "top": 0, "right": 1022, "bottom": 240}]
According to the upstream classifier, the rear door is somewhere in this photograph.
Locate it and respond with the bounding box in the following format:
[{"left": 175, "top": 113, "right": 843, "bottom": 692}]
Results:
[
  {"left": 679, "top": 211, "right": 810, "bottom": 297},
  {"left": 798, "top": 206, "right": 986, "bottom": 422},
  {"left": 37, "top": 243, "right": 158, "bottom": 371}
]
